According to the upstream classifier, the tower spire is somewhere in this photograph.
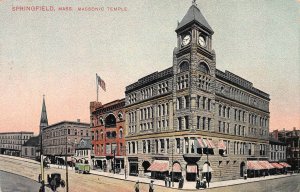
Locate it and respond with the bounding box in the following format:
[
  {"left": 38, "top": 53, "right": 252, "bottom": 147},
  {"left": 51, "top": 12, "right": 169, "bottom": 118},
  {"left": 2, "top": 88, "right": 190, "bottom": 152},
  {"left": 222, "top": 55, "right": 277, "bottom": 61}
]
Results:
[{"left": 40, "top": 95, "right": 48, "bottom": 133}]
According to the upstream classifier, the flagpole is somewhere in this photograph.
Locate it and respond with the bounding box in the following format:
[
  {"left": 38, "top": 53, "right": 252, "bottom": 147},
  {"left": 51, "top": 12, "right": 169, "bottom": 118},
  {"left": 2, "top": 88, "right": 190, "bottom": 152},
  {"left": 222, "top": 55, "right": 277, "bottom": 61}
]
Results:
[{"left": 96, "top": 73, "right": 99, "bottom": 102}]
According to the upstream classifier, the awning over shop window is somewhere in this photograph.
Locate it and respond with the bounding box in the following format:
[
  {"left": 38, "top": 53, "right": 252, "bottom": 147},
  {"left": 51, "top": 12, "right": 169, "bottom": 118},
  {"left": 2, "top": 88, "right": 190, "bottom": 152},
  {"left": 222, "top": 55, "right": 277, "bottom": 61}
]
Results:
[
  {"left": 186, "top": 165, "right": 198, "bottom": 173},
  {"left": 218, "top": 140, "right": 226, "bottom": 150},
  {"left": 197, "top": 138, "right": 215, "bottom": 149},
  {"left": 258, "top": 161, "right": 274, "bottom": 169},
  {"left": 279, "top": 162, "right": 291, "bottom": 168},
  {"left": 148, "top": 160, "right": 169, "bottom": 172},
  {"left": 196, "top": 138, "right": 205, "bottom": 148},
  {"left": 247, "top": 161, "right": 265, "bottom": 170},
  {"left": 270, "top": 163, "right": 284, "bottom": 169},
  {"left": 172, "top": 163, "right": 181, "bottom": 173},
  {"left": 202, "top": 163, "right": 213, "bottom": 172}
]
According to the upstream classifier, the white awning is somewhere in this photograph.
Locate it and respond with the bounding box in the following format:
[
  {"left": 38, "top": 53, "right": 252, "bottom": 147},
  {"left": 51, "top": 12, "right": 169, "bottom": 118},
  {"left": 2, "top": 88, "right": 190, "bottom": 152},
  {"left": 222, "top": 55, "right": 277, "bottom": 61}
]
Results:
[{"left": 202, "top": 164, "right": 213, "bottom": 172}]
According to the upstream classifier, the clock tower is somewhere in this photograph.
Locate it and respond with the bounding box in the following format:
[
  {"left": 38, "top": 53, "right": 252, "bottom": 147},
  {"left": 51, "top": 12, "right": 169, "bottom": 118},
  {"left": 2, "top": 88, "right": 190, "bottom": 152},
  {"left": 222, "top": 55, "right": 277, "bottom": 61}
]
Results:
[{"left": 173, "top": 2, "right": 216, "bottom": 132}]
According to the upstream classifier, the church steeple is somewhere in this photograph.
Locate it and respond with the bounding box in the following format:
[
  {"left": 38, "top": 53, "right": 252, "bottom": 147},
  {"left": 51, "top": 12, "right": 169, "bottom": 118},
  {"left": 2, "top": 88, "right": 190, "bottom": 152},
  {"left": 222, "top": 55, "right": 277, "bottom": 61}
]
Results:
[
  {"left": 176, "top": 2, "right": 213, "bottom": 34},
  {"left": 40, "top": 95, "right": 48, "bottom": 133}
]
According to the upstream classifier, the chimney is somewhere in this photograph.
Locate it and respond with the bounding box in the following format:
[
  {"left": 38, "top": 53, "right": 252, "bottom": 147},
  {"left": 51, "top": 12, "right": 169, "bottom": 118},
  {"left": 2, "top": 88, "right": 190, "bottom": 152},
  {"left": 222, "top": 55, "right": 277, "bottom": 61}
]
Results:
[{"left": 293, "top": 127, "right": 296, "bottom": 131}]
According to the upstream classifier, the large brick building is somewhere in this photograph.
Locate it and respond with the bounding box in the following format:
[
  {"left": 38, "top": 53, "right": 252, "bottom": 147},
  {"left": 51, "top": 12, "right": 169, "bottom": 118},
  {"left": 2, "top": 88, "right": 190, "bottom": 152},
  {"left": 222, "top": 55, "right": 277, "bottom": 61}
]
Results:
[
  {"left": 90, "top": 99, "right": 126, "bottom": 173},
  {"left": 124, "top": 3, "right": 270, "bottom": 182}
]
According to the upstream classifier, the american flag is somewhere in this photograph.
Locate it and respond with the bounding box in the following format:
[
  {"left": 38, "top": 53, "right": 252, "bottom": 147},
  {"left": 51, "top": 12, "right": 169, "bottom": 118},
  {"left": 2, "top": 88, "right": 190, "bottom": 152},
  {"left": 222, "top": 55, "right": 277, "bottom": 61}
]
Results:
[{"left": 96, "top": 74, "right": 106, "bottom": 91}]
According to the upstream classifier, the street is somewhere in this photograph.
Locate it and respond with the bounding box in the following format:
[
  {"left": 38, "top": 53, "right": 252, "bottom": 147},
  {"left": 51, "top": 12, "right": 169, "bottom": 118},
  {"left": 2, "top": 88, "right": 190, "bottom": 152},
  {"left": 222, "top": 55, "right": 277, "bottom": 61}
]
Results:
[
  {"left": 0, "top": 170, "right": 42, "bottom": 192},
  {"left": 0, "top": 155, "right": 299, "bottom": 192}
]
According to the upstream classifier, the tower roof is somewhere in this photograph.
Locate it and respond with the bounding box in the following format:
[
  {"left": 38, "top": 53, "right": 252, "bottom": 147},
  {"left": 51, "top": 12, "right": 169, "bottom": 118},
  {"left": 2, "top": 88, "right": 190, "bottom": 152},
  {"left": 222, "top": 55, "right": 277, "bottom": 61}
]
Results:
[
  {"left": 40, "top": 95, "right": 48, "bottom": 131},
  {"left": 176, "top": 4, "right": 213, "bottom": 33}
]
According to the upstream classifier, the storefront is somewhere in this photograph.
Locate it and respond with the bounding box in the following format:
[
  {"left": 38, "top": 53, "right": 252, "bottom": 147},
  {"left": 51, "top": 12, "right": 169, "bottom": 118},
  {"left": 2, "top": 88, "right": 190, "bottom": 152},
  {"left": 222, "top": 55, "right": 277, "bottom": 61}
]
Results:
[{"left": 149, "top": 160, "right": 169, "bottom": 180}]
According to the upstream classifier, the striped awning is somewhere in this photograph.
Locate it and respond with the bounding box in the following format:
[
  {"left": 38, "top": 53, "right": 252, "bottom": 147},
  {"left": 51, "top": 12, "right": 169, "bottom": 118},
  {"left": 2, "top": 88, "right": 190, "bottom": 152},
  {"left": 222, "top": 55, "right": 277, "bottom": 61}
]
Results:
[
  {"left": 148, "top": 160, "right": 169, "bottom": 172},
  {"left": 196, "top": 138, "right": 205, "bottom": 148},
  {"left": 206, "top": 139, "right": 216, "bottom": 149},
  {"left": 247, "top": 161, "right": 265, "bottom": 170},
  {"left": 186, "top": 165, "right": 198, "bottom": 173},
  {"left": 218, "top": 140, "right": 226, "bottom": 150},
  {"left": 258, "top": 161, "right": 274, "bottom": 169},
  {"left": 270, "top": 162, "right": 284, "bottom": 169},
  {"left": 279, "top": 162, "right": 291, "bottom": 168},
  {"left": 172, "top": 163, "right": 181, "bottom": 173}
]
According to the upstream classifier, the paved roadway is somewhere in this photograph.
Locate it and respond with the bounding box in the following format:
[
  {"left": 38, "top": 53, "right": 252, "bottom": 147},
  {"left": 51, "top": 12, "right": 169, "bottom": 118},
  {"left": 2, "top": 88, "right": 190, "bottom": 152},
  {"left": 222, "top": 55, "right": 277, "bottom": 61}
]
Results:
[
  {"left": 0, "top": 155, "right": 299, "bottom": 192},
  {"left": 0, "top": 170, "right": 41, "bottom": 192}
]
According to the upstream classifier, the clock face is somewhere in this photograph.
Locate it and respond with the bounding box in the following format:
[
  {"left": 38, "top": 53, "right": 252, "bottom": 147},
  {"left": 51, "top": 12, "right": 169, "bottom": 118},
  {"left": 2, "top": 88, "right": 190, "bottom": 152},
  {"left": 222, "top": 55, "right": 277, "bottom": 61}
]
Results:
[
  {"left": 182, "top": 35, "right": 191, "bottom": 46},
  {"left": 199, "top": 36, "right": 206, "bottom": 47}
]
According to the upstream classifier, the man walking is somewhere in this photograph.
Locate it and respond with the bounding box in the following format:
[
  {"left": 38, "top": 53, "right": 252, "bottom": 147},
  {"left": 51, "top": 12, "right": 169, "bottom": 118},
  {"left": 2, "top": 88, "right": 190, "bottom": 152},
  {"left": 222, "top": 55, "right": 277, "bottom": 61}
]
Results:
[
  {"left": 149, "top": 180, "right": 154, "bottom": 192},
  {"left": 134, "top": 180, "right": 140, "bottom": 192}
]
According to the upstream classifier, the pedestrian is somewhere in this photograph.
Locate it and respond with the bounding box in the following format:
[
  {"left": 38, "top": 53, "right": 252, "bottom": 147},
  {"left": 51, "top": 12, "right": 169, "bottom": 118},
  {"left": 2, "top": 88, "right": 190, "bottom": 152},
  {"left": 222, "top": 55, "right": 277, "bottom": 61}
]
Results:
[
  {"left": 134, "top": 180, "right": 140, "bottom": 192},
  {"left": 39, "top": 180, "right": 45, "bottom": 192},
  {"left": 50, "top": 178, "right": 56, "bottom": 192},
  {"left": 149, "top": 180, "right": 154, "bottom": 192},
  {"left": 168, "top": 176, "right": 171, "bottom": 187},
  {"left": 164, "top": 176, "right": 168, "bottom": 187},
  {"left": 196, "top": 176, "right": 200, "bottom": 189}
]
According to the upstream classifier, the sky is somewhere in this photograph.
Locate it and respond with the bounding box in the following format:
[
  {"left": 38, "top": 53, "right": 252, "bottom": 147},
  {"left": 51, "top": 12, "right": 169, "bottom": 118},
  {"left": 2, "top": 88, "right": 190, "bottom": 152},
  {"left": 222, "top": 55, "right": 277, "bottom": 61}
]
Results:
[{"left": 0, "top": 0, "right": 299, "bottom": 134}]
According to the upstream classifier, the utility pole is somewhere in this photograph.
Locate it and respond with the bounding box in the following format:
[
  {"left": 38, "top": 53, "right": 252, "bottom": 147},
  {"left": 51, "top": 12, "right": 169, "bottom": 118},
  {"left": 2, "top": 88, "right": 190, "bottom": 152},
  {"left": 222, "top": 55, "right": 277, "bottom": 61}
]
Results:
[
  {"left": 65, "top": 137, "right": 69, "bottom": 192},
  {"left": 207, "top": 146, "right": 209, "bottom": 188},
  {"left": 171, "top": 143, "right": 174, "bottom": 187},
  {"left": 40, "top": 131, "right": 44, "bottom": 182},
  {"left": 113, "top": 149, "right": 116, "bottom": 174}
]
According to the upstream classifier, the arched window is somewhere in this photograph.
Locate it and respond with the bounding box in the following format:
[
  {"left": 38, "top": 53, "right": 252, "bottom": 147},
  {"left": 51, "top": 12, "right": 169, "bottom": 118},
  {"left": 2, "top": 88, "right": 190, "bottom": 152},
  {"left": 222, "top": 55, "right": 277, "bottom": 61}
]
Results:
[
  {"left": 105, "top": 114, "right": 116, "bottom": 128},
  {"left": 198, "top": 62, "right": 210, "bottom": 74},
  {"left": 179, "top": 61, "right": 189, "bottom": 73}
]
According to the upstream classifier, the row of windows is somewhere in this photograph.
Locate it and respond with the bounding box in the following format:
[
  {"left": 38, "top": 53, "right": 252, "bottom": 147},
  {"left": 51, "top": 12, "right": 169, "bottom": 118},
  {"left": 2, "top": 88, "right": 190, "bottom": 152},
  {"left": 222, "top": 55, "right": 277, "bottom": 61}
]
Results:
[
  {"left": 128, "top": 93, "right": 137, "bottom": 104},
  {"left": 128, "top": 82, "right": 171, "bottom": 105},
  {"left": 270, "top": 152, "right": 285, "bottom": 161},
  {"left": 158, "top": 81, "right": 169, "bottom": 94},
  {"left": 129, "top": 138, "right": 265, "bottom": 157},
  {"left": 219, "top": 84, "right": 268, "bottom": 111},
  {"left": 197, "top": 96, "right": 212, "bottom": 111},
  {"left": 0, "top": 135, "right": 32, "bottom": 140},
  {"left": 177, "top": 96, "right": 189, "bottom": 110},
  {"left": 198, "top": 75, "right": 211, "bottom": 92},
  {"left": 128, "top": 111, "right": 137, "bottom": 123},
  {"left": 218, "top": 104, "right": 230, "bottom": 118},
  {"left": 218, "top": 121, "right": 230, "bottom": 134},
  {"left": 94, "top": 143, "right": 124, "bottom": 155},
  {"left": 177, "top": 74, "right": 189, "bottom": 90},
  {"left": 197, "top": 116, "right": 212, "bottom": 130},
  {"left": 92, "top": 129, "right": 123, "bottom": 140},
  {"left": 234, "top": 124, "right": 245, "bottom": 136},
  {"left": 140, "top": 107, "right": 153, "bottom": 120},
  {"left": 141, "top": 87, "right": 153, "bottom": 100}
]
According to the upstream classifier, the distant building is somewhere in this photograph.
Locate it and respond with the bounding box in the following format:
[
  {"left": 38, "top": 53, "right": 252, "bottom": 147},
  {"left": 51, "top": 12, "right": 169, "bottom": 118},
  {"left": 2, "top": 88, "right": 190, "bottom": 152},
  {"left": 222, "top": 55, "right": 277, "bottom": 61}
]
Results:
[
  {"left": 74, "top": 138, "right": 92, "bottom": 167},
  {"left": 21, "top": 96, "right": 49, "bottom": 160},
  {"left": 42, "top": 120, "right": 90, "bottom": 164},
  {"left": 272, "top": 128, "right": 300, "bottom": 171},
  {"left": 90, "top": 99, "right": 126, "bottom": 174},
  {"left": 22, "top": 136, "right": 40, "bottom": 160},
  {"left": 0, "top": 132, "right": 34, "bottom": 156},
  {"left": 269, "top": 137, "right": 286, "bottom": 162}
]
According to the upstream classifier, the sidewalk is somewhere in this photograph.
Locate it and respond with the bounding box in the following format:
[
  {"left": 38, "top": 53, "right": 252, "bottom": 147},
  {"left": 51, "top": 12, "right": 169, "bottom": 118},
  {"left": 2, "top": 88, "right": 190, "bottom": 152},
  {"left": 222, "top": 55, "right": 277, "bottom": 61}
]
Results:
[
  {"left": 1, "top": 155, "right": 298, "bottom": 191},
  {"left": 55, "top": 163, "right": 296, "bottom": 190}
]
